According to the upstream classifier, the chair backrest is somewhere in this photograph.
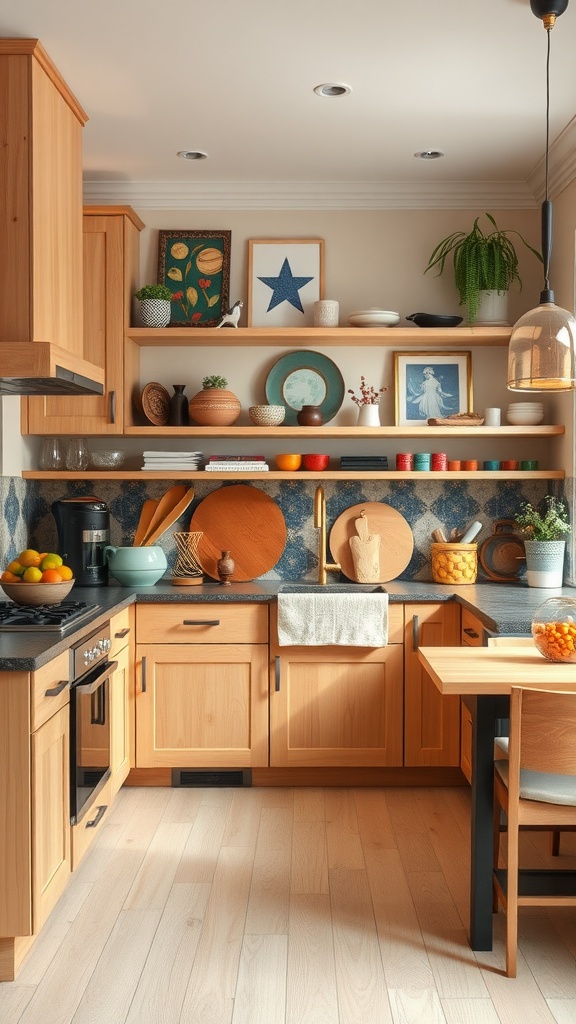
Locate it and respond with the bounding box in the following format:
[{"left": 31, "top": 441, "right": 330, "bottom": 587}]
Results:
[
  {"left": 509, "top": 686, "right": 576, "bottom": 778},
  {"left": 488, "top": 636, "right": 534, "bottom": 647}
]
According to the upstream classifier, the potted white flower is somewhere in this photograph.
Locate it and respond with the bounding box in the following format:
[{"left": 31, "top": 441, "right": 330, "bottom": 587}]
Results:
[{"left": 515, "top": 495, "right": 571, "bottom": 588}]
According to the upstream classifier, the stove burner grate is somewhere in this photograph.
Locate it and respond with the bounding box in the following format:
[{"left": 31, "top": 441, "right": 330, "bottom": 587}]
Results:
[{"left": 0, "top": 600, "right": 100, "bottom": 632}]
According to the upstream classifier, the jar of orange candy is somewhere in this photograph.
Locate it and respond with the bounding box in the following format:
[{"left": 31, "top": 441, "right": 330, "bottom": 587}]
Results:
[{"left": 532, "top": 598, "right": 576, "bottom": 663}]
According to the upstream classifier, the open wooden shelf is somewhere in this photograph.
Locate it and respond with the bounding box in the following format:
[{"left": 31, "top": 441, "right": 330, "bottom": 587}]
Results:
[
  {"left": 126, "top": 325, "right": 513, "bottom": 348},
  {"left": 23, "top": 469, "right": 565, "bottom": 482},
  {"left": 120, "top": 425, "right": 564, "bottom": 439}
]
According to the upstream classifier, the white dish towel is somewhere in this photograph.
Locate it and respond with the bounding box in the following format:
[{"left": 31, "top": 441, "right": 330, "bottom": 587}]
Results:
[{"left": 277, "top": 591, "right": 389, "bottom": 647}]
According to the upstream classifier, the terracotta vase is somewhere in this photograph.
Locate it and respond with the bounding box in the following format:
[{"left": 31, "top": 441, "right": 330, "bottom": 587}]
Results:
[
  {"left": 217, "top": 550, "right": 235, "bottom": 585},
  {"left": 297, "top": 404, "right": 323, "bottom": 426},
  {"left": 188, "top": 388, "right": 241, "bottom": 426}
]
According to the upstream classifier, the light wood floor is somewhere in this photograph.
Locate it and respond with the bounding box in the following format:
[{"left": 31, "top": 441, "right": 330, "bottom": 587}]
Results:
[{"left": 1, "top": 785, "right": 576, "bottom": 1024}]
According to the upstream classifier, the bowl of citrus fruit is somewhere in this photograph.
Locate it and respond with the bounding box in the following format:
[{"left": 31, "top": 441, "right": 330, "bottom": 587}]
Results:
[{"left": 1, "top": 549, "right": 75, "bottom": 605}]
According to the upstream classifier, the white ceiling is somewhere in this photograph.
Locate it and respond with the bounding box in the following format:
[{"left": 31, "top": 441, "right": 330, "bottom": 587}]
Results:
[{"left": 4, "top": 0, "right": 576, "bottom": 208}]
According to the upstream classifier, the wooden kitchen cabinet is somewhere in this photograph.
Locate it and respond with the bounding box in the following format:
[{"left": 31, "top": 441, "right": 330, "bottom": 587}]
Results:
[
  {"left": 109, "top": 605, "right": 134, "bottom": 797},
  {"left": 0, "top": 651, "right": 71, "bottom": 981},
  {"left": 134, "top": 604, "right": 269, "bottom": 769},
  {"left": 24, "top": 206, "right": 143, "bottom": 435},
  {"left": 404, "top": 602, "right": 461, "bottom": 766},
  {"left": 269, "top": 603, "right": 405, "bottom": 767}
]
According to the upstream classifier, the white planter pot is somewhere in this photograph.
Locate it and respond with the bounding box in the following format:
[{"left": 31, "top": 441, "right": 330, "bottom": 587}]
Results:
[
  {"left": 524, "top": 540, "right": 566, "bottom": 588},
  {"left": 138, "top": 298, "right": 171, "bottom": 328},
  {"left": 474, "top": 290, "right": 509, "bottom": 326},
  {"left": 356, "top": 404, "right": 381, "bottom": 427}
]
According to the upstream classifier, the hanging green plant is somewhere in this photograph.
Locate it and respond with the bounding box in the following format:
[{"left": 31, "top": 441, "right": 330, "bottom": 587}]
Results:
[{"left": 425, "top": 213, "right": 542, "bottom": 323}]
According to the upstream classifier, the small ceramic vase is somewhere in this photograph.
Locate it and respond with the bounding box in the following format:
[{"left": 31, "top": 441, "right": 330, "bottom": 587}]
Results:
[
  {"left": 217, "top": 550, "right": 235, "bottom": 585},
  {"left": 169, "top": 384, "right": 189, "bottom": 426},
  {"left": 356, "top": 404, "right": 380, "bottom": 427},
  {"left": 297, "top": 405, "right": 323, "bottom": 426}
]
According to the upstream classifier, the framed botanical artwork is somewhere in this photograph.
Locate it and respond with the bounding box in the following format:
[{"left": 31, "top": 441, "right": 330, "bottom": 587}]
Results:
[
  {"left": 157, "top": 229, "right": 231, "bottom": 326},
  {"left": 247, "top": 238, "right": 325, "bottom": 327},
  {"left": 394, "top": 351, "right": 473, "bottom": 426}
]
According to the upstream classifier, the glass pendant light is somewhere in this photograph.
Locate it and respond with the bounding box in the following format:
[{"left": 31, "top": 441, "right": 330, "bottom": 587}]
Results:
[{"left": 507, "top": 0, "right": 576, "bottom": 392}]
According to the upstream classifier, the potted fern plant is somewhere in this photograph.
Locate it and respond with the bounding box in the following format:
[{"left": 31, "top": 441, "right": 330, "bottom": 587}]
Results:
[
  {"left": 515, "top": 495, "right": 571, "bottom": 588},
  {"left": 425, "top": 213, "right": 542, "bottom": 324},
  {"left": 135, "top": 284, "right": 173, "bottom": 328},
  {"left": 188, "top": 374, "right": 241, "bottom": 426}
]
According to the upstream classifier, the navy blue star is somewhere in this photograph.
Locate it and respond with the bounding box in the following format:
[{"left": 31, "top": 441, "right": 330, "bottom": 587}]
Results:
[{"left": 258, "top": 258, "right": 314, "bottom": 313}]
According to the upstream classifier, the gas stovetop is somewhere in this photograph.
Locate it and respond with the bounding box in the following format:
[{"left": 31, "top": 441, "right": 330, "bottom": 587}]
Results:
[{"left": 0, "top": 601, "right": 100, "bottom": 633}]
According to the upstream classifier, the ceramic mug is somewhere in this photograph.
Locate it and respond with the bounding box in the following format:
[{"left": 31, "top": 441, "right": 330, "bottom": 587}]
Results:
[{"left": 483, "top": 408, "right": 501, "bottom": 426}]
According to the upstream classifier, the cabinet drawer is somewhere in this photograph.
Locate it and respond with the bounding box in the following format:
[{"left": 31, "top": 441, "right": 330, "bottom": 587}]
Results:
[
  {"left": 461, "top": 608, "right": 485, "bottom": 646},
  {"left": 109, "top": 606, "right": 132, "bottom": 658},
  {"left": 136, "top": 603, "right": 268, "bottom": 644},
  {"left": 32, "top": 651, "right": 70, "bottom": 732}
]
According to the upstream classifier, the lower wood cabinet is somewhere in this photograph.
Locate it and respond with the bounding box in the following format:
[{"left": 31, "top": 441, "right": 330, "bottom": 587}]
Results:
[
  {"left": 134, "top": 604, "right": 269, "bottom": 768},
  {"left": 404, "top": 602, "right": 461, "bottom": 767},
  {"left": 269, "top": 604, "right": 404, "bottom": 767},
  {"left": 109, "top": 606, "right": 134, "bottom": 797},
  {"left": 31, "top": 702, "right": 71, "bottom": 931}
]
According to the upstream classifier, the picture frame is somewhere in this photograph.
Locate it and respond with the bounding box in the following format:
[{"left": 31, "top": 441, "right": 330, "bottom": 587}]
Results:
[
  {"left": 157, "top": 229, "right": 231, "bottom": 326},
  {"left": 247, "top": 238, "right": 325, "bottom": 327},
  {"left": 394, "top": 351, "right": 473, "bottom": 426}
]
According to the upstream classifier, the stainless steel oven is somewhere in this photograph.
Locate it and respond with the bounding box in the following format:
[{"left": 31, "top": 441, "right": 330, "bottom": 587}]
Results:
[{"left": 70, "top": 623, "right": 116, "bottom": 826}]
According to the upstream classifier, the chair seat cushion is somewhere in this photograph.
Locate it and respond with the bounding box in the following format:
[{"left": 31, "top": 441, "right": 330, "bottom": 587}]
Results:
[{"left": 495, "top": 760, "right": 576, "bottom": 805}]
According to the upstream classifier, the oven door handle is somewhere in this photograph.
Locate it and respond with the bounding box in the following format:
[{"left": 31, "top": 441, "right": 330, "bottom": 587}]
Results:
[{"left": 73, "top": 659, "right": 118, "bottom": 695}]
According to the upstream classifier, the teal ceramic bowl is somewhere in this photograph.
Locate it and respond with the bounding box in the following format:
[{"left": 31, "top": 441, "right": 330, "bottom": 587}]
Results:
[{"left": 105, "top": 545, "right": 167, "bottom": 587}]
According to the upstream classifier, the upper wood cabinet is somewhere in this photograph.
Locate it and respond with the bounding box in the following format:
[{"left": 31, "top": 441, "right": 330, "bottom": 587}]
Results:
[{"left": 23, "top": 206, "right": 143, "bottom": 434}]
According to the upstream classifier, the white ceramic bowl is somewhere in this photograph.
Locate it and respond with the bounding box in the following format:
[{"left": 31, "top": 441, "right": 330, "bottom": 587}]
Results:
[
  {"left": 0, "top": 579, "right": 75, "bottom": 606},
  {"left": 506, "top": 409, "right": 544, "bottom": 425},
  {"left": 248, "top": 404, "right": 285, "bottom": 426},
  {"left": 348, "top": 309, "right": 400, "bottom": 328},
  {"left": 90, "top": 450, "right": 126, "bottom": 468}
]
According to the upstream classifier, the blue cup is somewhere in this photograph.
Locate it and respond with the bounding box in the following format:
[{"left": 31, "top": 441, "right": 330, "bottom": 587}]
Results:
[
  {"left": 483, "top": 460, "right": 501, "bottom": 470},
  {"left": 414, "top": 452, "right": 431, "bottom": 471}
]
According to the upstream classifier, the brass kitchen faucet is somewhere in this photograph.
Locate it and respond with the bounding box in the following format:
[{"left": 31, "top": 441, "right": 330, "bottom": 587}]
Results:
[{"left": 313, "top": 485, "right": 341, "bottom": 585}]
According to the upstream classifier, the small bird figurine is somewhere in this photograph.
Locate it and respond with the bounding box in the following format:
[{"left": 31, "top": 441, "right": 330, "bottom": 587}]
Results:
[{"left": 215, "top": 299, "right": 243, "bottom": 328}]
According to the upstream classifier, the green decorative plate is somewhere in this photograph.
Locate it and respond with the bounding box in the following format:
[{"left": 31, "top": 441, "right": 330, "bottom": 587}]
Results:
[{"left": 265, "top": 350, "right": 345, "bottom": 425}]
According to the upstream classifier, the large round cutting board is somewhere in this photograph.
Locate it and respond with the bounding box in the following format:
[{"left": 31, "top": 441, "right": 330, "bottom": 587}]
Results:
[
  {"left": 329, "top": 502, "right": 414, "bottom": 582},
  {"left": 189, "top": 484, "right": 287, "bottom": 581}
]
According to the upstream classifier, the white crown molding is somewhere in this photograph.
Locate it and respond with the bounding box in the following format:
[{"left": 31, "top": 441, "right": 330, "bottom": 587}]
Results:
[
  {"left": 82, "top": 178, "right": 539, "bottom": 211},
  {"left": 527, "top": 116, "right": 576, "bottom": 202}
]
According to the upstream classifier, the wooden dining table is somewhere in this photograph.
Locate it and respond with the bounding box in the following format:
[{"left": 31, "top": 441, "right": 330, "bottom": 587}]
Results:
[{"left": 417, "top": 644, "right": 576, "bottom": 951}]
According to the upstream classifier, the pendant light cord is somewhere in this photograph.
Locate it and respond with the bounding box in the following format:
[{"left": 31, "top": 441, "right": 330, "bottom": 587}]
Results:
[{"left": 541, "top": 21, "right": 553, "bottom": 300}]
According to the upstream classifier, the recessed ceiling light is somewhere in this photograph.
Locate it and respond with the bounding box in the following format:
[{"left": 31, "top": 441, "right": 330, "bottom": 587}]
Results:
[
  {"left": 177, "top": 150, "right": 208, "bottom": 160},
  {"left": 414, "top": 150, "right": 444, "bottom": 160},
  {"left": 313, "top": 83, "right": 351, "bottom": 97}
]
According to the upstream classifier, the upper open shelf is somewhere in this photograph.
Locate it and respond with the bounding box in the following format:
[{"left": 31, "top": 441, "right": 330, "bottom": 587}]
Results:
[{"left": 126, "top": 326, "right": 513, "bottom": 348}]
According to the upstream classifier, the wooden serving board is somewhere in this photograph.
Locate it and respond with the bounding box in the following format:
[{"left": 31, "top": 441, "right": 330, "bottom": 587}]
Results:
[
  {"left": 329, "top": 501, "right": 414, "bottom": 582},
  {"left": 189, "top": 484, "right": 287, "bottom": 581}
]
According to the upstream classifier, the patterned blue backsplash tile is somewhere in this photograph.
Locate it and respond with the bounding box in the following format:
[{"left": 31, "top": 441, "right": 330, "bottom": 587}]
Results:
[{"left": 1, "top": 475, "right": 568, "bottom": 584}]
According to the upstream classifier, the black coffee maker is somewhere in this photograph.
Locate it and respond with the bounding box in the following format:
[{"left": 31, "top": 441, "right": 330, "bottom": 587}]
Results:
[{"left": 52, "top": 497, "right": 110, "bottom": 586}]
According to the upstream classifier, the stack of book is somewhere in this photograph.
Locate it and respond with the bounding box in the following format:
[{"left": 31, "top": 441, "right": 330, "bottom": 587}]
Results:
[
  {"left": 142, "top": 451, "right": 203, "bottom": 470},
  {"left": 205, "top": 455, "right": 269, "bottom": 472},
  {"left": 339, "top": 455, "right": 389, "bottom": 471}
]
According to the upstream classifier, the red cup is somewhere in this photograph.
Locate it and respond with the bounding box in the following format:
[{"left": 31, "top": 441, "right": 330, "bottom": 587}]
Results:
[
  {"left": 302, "top": 453, "right": 330, "bottom": 471},
  {"left": 501, "top": 460, "right": 519, "bottom": 471},
  {"left": 431, "top": 452, "right": 448, "bottom": 470},
  {"left": 396, "top": 453, "right": 414, "bottom": 470}
]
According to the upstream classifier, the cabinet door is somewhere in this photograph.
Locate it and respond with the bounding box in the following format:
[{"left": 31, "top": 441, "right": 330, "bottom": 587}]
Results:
[
  {"left": 24, "top": 209, "right": 142, "bottom": 434},
  {"left": 270, "top": 644, "right": 404, "bottom": 768},
  {"left": 461, "top": 608, "right": 485, "bottom": 647},
  {"left": 110, "top": 643, "right": 131, "bottom": 797},
  {"left": 404, "top": 602, "right": 461, "bottom": 766},
  {"left": 31, "top": 705, "right": 71, "bottom": 932},
  {"left": 135, "top": 643, "right": 269, "bottom": 768}
]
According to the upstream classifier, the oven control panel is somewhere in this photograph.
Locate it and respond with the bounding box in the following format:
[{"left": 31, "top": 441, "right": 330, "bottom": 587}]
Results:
[{"left": 72, "top": 624, "right": 112, "bottom": 677}]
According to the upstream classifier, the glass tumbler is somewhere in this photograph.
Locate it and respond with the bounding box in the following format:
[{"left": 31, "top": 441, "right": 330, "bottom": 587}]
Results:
[
  {"left": 65, "top": 438, "right": 89, "bottom": 471},
  {"left": 39, "top": 437, "right": 63, "bottom": 470}
]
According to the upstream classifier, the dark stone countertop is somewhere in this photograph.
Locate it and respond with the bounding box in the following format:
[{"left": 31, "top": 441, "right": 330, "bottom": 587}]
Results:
[{"left": 1, "top": 578, "right": 573, "bottom": 671}]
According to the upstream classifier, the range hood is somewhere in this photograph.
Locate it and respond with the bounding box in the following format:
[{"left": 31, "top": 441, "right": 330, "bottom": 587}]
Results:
[{"left": 0, "top": 344, "right": 105, "bottom": 397}]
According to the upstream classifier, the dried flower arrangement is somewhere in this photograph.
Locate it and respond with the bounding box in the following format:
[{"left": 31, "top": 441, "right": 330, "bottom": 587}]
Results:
[{"left": 348, "top": 376, "right": 388, "bottom": 407}]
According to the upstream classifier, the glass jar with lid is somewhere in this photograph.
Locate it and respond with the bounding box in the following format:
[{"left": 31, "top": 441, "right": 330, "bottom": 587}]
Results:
[{"left": 531, "top": 597, "right": 576, "bottom": 663}]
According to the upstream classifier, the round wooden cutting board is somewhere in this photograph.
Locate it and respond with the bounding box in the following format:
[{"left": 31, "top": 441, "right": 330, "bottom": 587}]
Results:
[
  {"left": 329, "top": 501, "right": 414, "bottom": 583},
  {"left": 189, "top": 484, "right": 287, "bottom": 581}
]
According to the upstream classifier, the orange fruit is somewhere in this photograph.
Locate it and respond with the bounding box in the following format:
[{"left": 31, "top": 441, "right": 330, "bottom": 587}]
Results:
[
  {"left": 6, "top": 560, "right": 25, "bottom": 576},
  {"left": 41, "top": 568, "right": 63, "bottom": 583},
  {"left": 1, "top": 570, "right": 20, "bottom": 582},
  {"left": 22, "top": 566, "right": 43, "bottom": 582},
  {"left": 18, "top": 549, "right": 42, "bottom": 568},
  {"left": 40, "top": 553, "right": 63, "bottom": 570},
  {"left": 56, "top": 565, "right": 73, "bottom": 581}
]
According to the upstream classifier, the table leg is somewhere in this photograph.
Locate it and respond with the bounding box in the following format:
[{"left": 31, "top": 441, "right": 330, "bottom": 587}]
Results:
[{"left": 469, "top": 694, "right": 498, "bottom": 950}]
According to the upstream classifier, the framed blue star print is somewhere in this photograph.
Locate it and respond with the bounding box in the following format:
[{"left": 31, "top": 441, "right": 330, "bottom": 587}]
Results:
[{"left": 247, "top": 238, "right": 325, "bottom": 327}]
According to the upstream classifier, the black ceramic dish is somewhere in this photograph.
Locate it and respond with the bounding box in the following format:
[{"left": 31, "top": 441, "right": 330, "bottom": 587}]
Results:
[{"left": 406, "top": 313, "right": 464, "bottom": 328}]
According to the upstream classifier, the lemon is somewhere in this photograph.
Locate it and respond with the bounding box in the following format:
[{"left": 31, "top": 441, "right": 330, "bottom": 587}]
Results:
[
  {"left": 40, "top": 553, "right": 63, "bottom": 570},
  {"left": 23, "top": 566, "right": 43, "bottom": 582}
]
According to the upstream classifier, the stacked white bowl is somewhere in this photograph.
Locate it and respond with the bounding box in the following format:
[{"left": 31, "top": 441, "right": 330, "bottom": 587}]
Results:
[{"left": 506, "top": 402, "right": 544, "bottom": 425}]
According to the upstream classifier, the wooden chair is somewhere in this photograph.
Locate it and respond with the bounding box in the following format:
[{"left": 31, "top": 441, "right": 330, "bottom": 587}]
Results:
[{"left": 492, "top": 686, "right": 576, "bottom": 977}]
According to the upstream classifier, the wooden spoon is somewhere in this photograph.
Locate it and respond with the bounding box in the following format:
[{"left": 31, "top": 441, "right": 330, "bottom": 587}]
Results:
[
  {"left": 133, "top": 499, "right": 158, "bottom": 546},
  {"left": 140, "top": 485, "right": 188, "bottom": 546},
  {"left": 142, "top": 486, "right": 196, "bottom": 547}
]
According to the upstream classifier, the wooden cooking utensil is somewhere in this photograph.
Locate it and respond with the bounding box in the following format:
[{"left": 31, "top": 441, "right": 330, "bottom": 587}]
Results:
[
  {"left": 349, "top": 510, "right": 381, "bottom": 583},
  {"left": 330, "top": 501, "right": 414, "bottom": 583},
  {"left": 140, "top": 485, "right": 188, "bottom": 546},
  {"left": 142, "top": 486, "right": 196, "bottom": 547},
  {"left": 133, "top": 499, "right": 158, "bottom": 546}
]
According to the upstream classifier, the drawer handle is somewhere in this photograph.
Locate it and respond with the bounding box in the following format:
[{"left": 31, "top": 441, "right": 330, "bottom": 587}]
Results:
[
  {"left": 182, "top": 619, "right": 220, "bottom": 626},
  {"left": 463, "top": 627, "right": 480, "bottom": 639},
  {"left": 86, "top": 804, "right": 107, "bottom": 829},
  {"left": 141, "top": 654, "right": 147, "bottom": 694},
  {"left": 45, "top": 679, "right": 68, "bottom": 697},
  {"left": 275, "top": 655, "right": 281, "bottom": 692},
  {"left": 114, "top": 627, "right": 130, "bottom": 638},
  {"left": 412, "top": 614, "right": 419, "bottom": 651}
]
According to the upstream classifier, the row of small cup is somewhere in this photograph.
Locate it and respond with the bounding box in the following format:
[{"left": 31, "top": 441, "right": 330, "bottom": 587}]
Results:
[{"left": 396, "top": 453, "right": 539, "bottom": 471}]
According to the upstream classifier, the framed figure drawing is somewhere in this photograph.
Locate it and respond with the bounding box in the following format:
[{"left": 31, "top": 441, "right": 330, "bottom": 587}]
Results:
[
  {"left": 248, "top": 238, "right": 325, "bottom": 327},
  {"left": 158, "top": 229, "right": 231, "bottom": 326},
  {"left": 394, "top": 351, "right": 472, "bottom": 426}
]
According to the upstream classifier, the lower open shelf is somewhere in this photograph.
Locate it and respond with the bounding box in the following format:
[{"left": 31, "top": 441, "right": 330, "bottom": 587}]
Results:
[{"left": 23, "top": 469, "right": 565, "bottom": 481}]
